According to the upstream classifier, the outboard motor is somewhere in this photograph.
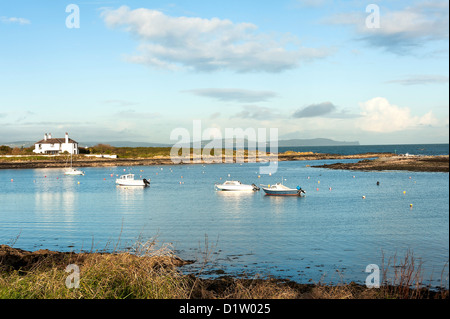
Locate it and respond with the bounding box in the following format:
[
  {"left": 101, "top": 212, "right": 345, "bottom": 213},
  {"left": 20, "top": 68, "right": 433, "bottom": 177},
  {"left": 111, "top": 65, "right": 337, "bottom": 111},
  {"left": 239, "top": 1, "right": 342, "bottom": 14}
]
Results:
[
  {"left": 143, "top": 178, "right": 150, "bottom": 187},
  {"left": 252, "top": 183, "right": 260, "bottom": 191},
  {"left": 297, "top": 186, "right": 306, "bottom": 196}
]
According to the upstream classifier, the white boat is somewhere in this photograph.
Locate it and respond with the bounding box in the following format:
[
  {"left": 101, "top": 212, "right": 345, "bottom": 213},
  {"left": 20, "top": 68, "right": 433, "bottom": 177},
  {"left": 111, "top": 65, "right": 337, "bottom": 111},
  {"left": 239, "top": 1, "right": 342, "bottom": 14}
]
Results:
[
  {"left": 215, "top": 181, "right": 260, "bottom": 192},
  {"left": 64, "top": 152, "right": 84, "bottom": 176},
  {"left": 116, "top": 174, "right": 150, "bottom": 187},
  {"left": 261, "top": 183, "right": 306, "bottom": 197},
  {"left": 64, "top": 168, "right": 85, "bottom": 176}
]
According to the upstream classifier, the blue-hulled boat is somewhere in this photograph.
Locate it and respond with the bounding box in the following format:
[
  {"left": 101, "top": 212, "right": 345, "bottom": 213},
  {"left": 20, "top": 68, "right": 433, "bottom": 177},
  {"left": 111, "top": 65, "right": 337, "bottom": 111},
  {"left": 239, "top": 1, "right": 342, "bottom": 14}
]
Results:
[{"left": 261, "top": 183, "right": 306, "bottom": 197}]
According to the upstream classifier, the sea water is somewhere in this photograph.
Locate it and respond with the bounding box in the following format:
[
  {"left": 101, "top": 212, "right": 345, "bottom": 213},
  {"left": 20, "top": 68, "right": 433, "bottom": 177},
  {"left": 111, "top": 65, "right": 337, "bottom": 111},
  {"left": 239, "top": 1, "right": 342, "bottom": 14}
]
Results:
[{"left": 0, "top": 145, "right": 448, "bottom": 287}]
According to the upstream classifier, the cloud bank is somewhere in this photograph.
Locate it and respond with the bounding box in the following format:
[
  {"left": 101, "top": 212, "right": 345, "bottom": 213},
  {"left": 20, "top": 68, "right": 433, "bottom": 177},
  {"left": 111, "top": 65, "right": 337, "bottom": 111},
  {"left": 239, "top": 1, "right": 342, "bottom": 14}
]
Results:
[
  {"left": 293, "top": 102, "right": 337, "bottom": 118},
  {"left": 357, "top": 97, "right": 439, "bottom": 133},
  {"left": 0, "top": 16, "right": 30, "bottom": 25},
  {"left": 386, "top": 75, "right": 449, "bottom": 86},
  {"left": 101, "top": 6, "right": 333, "bottom": 72},
  {"left": 325, "top": 1, "right": 449, "bottom": 54},
  {"left": 184, "top": 88, "right": 277, "bottom": 103}
]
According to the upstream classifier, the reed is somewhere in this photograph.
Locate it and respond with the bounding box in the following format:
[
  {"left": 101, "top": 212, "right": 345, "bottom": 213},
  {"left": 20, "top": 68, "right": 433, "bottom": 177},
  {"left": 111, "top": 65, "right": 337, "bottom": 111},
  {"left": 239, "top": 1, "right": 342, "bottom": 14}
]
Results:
[
  {"left": 0, "top": 240, "right": 191, "bottom": 299},
  {"left": 379, "top": 249, "right": 449, "bottom": 299},
  {"left": 0, "top": 243, "right": 448, "bottom": 299}
]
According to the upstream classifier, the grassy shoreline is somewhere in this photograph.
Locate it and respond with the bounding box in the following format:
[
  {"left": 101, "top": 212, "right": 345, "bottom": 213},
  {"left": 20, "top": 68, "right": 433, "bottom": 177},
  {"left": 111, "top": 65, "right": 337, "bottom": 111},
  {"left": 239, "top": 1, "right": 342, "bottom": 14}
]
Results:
[
  {"left": 2, "top": 144, "right": 448, "bottom": 172},
  {"left": 0, "top": 151, "right": 401, "bottom": 170},
  {"left": 1, "top": 245, "right": 448, "bottom": 299}
]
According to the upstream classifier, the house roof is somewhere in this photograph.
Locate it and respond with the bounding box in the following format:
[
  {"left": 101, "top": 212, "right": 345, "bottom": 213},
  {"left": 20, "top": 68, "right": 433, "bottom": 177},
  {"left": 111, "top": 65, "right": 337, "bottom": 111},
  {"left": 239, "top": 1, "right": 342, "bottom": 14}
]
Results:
[{"left": 35, "top": 138, "right": 78, "bottom": 144}]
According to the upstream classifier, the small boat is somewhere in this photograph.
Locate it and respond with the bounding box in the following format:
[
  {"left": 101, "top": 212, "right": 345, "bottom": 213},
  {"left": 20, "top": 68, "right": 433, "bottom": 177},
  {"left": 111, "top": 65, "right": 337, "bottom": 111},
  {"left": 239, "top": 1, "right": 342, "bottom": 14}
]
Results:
[
  {"left": 64, "top": 168, "right": 85, "bottom": 176},
  {"left": 64, "top": 152, "right": 84, "bottom": 176},
  {"left": 261, "top": 183, "right": 306, "bottom": 196},
  {"left": 215, "top": 181, "right": 260, "bottom": 192},
  {"left": 116, "top": 174, "right": 150, "bottom": 187}
]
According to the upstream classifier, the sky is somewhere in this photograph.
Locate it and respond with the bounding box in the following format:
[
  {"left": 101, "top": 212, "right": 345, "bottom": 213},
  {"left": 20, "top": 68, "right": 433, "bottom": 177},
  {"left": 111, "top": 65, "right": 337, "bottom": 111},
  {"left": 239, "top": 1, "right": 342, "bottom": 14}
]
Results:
[{"left": 0, "top": 0, "right": 448, "bottom": 145}]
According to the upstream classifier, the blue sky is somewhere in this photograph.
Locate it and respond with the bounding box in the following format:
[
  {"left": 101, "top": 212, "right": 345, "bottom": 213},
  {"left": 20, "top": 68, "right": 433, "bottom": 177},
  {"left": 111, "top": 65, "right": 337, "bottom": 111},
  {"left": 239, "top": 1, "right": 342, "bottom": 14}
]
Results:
[{"left": 0, "top": 0, "right": 448, "bottom": 145}]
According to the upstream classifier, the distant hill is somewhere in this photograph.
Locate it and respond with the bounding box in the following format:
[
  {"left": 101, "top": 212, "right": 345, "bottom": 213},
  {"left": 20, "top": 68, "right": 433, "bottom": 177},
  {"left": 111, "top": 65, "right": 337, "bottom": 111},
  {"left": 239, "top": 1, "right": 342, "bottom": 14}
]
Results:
[
  {"left": 80, "top": 141, "right": 173, "bottom": 148},
  {"left": 0, "top": 141, "right": 35, "bottom": 148},
  {"left": 165, "top": 138, "right": 359, "bottom": 148},
  {"left": 1, "top": 138, "right": 359, "bottom": 148},
  {"left": 277, "top": 138, "right": 359, "bottom": 147}
]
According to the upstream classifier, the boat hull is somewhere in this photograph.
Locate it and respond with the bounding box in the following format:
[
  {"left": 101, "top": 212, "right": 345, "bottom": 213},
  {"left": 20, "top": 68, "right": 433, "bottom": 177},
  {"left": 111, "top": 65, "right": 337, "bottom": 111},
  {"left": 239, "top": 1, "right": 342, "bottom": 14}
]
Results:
[
  {"left": 216, "top": 185, "right": 255, "bottom": 191},
  {"left": 116, "top": 180, "right": 148, "bottom": 187},
  {"left": 115, "top": 175, "right": 150, "bottom": 187},
  {"left": 116, "top": 179, "right": 150, "bottom": 187},
  {"left": 64, "top": 169, "right": 84, "bottom": 176},
  {"left": 215, "top": 181, "right": 259, "bottom": 192},
  {"left": 262, "top": 188, "right": 305, "bottom": 197}
]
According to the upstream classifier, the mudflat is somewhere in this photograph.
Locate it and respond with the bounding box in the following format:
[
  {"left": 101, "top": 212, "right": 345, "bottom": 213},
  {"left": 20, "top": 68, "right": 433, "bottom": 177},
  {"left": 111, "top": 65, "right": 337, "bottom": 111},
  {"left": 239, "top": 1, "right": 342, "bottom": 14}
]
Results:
[{"left": 313, "top": 155, "right": 449, "bottom": 173}]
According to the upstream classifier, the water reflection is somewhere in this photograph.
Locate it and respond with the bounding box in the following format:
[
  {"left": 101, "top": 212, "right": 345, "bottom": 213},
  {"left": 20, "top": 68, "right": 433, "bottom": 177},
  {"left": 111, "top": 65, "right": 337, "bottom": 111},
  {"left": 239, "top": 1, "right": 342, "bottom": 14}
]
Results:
[
  {"left": 215, "top": 191, "right": 259, "bottom": 214},
  {"left": 262, "top": 195, "right": 305, "bottom": 215},
  {"left": 215, "top": 191, "right": 258, "bottom": 198},
  {"left": 115, "top": 186, "right": 148, "bottom": 213},
  {"left": 33, "top": 173, "right": 78, "bottom": 223}
]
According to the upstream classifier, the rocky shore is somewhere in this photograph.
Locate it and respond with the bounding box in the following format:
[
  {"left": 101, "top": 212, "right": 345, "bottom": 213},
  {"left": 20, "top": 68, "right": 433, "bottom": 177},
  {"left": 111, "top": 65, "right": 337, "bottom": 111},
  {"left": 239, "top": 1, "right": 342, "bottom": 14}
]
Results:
[
  {"left": 1, "top": 153, "right": 447, "bottom": 173},
  {"left": 313, "top": 155, "right": 449, "bottom": 173},
  {"left": 0, "top": 152, "right": 395, "bottom": 170}
]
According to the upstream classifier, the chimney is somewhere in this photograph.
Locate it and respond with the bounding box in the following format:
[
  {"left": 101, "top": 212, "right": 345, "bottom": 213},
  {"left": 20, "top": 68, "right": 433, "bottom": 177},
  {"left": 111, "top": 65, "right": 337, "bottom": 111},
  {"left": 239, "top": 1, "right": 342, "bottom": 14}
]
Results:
[
  {"left": 65, "top": 132, "right": 69, "bottom": 144},
  {"left": 48, "top": 133, "right": 52, "bottom": 139},
  {"left": 44, "top": 133, "right": 47, "bottom": 141}
]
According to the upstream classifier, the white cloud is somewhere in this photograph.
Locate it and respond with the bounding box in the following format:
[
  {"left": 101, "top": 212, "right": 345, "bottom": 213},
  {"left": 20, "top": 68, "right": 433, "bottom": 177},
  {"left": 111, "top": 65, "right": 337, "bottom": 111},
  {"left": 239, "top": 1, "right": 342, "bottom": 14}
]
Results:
[
  {"left": 0, "top": 16, "right": 30, "bottom": 25},
  {"left": 100, "top": 6, "right": 333, "bottom": 72},
  {"left": 357, "top": 97, "right": 439, "bottom": 133},
  {"left": 231, "top": 105, "right": 283, "bottom": 120},
  {"left": 325, "top": 1, "right": 449, "bottom": 54},
  {"left": 386, "top": 75, "right": 449, "bottom": 85},
  {"left": 183, "top": 88, "right": 277, "bottom": 103},
  {"left": 295, "top": 0, "right": 329, "bottom": 8},
  {"left": 293, "top": 102, "right": 336, "bottom": 118}
]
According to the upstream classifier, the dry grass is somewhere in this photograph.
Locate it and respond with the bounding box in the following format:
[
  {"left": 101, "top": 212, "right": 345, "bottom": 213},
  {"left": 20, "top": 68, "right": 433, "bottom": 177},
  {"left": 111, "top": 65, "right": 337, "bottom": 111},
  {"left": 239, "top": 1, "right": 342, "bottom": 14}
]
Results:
[
  {"left": 379, "top": 250, "right": 449, "bottom": 299},
  {"left": 1, "top": 242, "right": 448, "bottom": 299},
  {"left": 0, "top": 240, "right": 191, "bottom": 299}
]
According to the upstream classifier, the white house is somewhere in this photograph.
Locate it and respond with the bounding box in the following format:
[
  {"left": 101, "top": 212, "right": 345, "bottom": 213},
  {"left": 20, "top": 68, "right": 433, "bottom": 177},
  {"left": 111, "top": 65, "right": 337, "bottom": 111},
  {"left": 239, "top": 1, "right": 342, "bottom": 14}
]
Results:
[{"left": 33, "top": 132, "right": 79, "bottom": 155}]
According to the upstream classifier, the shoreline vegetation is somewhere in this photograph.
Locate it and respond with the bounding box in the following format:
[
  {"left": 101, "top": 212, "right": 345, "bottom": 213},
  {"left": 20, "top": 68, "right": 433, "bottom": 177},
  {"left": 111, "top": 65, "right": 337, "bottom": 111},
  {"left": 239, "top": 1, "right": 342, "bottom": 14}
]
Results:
[
  {"left": 0, "top": 244, "right": 448, "bottom": 299},
  {"left": 0, "top": 145, "right": 448, "bottom": 172}
]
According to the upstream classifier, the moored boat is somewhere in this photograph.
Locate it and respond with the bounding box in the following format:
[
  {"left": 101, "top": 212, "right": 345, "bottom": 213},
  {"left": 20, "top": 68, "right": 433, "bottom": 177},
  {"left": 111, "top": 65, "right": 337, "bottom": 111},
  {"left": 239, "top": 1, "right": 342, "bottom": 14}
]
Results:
[
  {"left": 116, "top": 174, "right": 150, "bottom": 187},
  {"left": 64, "top": 152, "right": 84, "bottom": 175},
  {"left": 64, "top": 168, "right": 85, "bottom": 176},
  {"left": 261, "top": 183, "right": 306, "bottom": 196},
  {"left": 215, "top": 181, "right": 260, "bottom": 191}
]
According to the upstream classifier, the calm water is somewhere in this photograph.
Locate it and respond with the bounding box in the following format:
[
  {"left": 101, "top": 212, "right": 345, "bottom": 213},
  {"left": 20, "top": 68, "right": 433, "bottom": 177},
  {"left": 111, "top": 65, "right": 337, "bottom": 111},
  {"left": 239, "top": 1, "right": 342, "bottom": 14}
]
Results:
[{"left": 0, "top": 146, "right": 449, "bottom": 287}]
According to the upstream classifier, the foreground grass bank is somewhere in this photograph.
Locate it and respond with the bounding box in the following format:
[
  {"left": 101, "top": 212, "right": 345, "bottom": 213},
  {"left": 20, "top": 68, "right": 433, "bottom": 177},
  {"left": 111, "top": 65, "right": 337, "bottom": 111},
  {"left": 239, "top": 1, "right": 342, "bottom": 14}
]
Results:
[{"left": 0, "top": 245, "right": 448, "bottom": 299}]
